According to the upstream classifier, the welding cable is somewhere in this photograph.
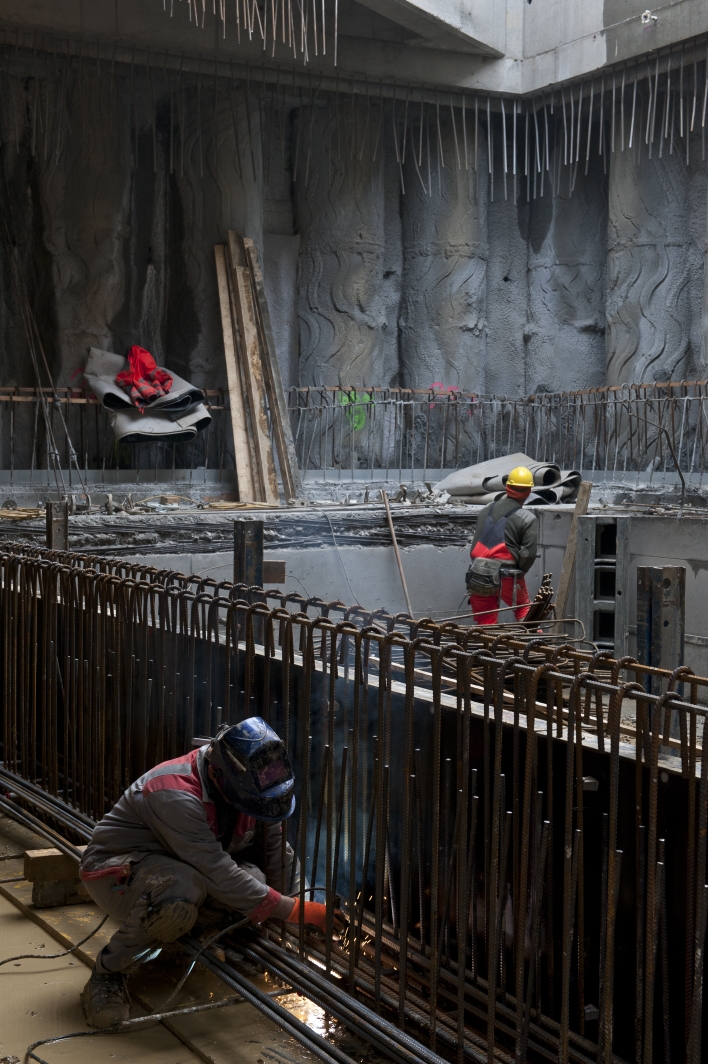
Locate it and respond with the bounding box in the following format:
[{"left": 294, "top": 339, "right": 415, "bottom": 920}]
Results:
[
  {"left": 156, "top": 883, "right": 330, "bottom": 1013},
  {"left": 0, "top": 913, "right": 109, "bottom": 968},
  {"left": 23, "top": 995, "right": 246, "bottom": 1064},
  {"left": 154, "top": 914, "right": 250, "bottom": 1011},
  {"left": 323, "top": 512, "right": 361, "bottom": 605}
]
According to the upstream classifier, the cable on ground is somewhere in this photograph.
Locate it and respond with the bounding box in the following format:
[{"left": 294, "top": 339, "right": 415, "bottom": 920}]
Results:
[{"left": 0, "top": 913, "right": 108, "bottom": 968}]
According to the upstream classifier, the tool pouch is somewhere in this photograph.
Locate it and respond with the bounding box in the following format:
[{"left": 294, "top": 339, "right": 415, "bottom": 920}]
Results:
[{"left": 465, "top": 557, "right": 503, "bottom": 596}]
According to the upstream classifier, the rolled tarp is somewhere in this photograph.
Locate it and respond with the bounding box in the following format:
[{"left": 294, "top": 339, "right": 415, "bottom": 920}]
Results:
[
  {"left": 436, "top": 453, "right": 580, "bottom": 503},
  {"left": 108, "top": 403, "right": 212, "bottom": 444},
  {"left": 83, "top": 347, "right": 211, "bottom": 443},
  {"left": 84, "top": 347, "right": 206, "bottom": 413}
]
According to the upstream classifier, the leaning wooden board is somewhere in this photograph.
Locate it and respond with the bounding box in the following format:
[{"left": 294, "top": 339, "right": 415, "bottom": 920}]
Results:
[
  {"left": 214, "top": 244, "right": 257, "bottom": 503},
  {"left": 243, "top": 238, "right": 302, "bottom": 501},
  {"left": 227, "top": 232, "right": 279, "bottom": 506},
  {"left": 552, "top": 480, "right": 592, "bottom": 632}
]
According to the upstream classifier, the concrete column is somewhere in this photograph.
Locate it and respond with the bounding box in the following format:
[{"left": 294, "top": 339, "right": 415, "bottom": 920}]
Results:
[
  {"left": 294, "top": 99, "right": 387, "bottom": 387},
  {"left": 39, "top": 66, "right": 132, "bottom": 383},
  {"left": 525, "top": 141, "right": 608, "bottom": 394},
  {"left": 164, "top": 79, "right": 263, "bottom": 387},
  {"left": 35, "top": 68, "right": 262, "bottom": 390},
  {"left": 703, "top": 179, "right": 708, "bottom": 375},
  {"left": 688, "top": 146, "right": 708, "bottom": 377},
  {"left": 400, "top": 106, "right": 488, "bottom": 391},
  {"left": 606, "top": 140, "right": 691, "bottom": 386}
]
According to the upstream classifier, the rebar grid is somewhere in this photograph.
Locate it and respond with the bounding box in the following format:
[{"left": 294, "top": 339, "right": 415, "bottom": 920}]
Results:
[
  {"left": 287, "top": 381, "right": 708, "bottom": 488},
  {"left": 5, "top": 380, "right": 708, "bottom": 492},
  {"left": 1, "top": 546, "right": 707, "bottom": 1064}
]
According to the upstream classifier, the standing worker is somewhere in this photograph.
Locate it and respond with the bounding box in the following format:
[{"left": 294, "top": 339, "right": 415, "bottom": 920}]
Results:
[
  {"left": 466, "top": 466, "right": 538, "bottom": 625},
  {"left": 78, "top": 717, "right": 341, "bottom": 1028}
]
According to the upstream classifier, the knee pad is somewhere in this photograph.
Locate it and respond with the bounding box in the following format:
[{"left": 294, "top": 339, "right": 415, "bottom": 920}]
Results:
[{"left": 140, "top": 898, "right": 199, "bottom": 943}]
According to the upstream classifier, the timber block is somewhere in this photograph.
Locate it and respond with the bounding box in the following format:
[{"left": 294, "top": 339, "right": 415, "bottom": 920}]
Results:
[
  {"left": 24, "top": 847, "right": 90, "bottom": 908},
  {"left": 24, "top": 847, "right": 84, "bottom": 883},
  {"left": 31, "top": 878, "right": 91, "bottom": 907}
]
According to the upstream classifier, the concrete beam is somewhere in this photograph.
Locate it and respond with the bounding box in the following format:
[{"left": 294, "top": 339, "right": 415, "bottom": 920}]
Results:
[
  {"left": 1, "top": 0, "right": 708, "bottom": 97},
  {"left": 353, "top": 0, "right": 506, "bottom": 56}
]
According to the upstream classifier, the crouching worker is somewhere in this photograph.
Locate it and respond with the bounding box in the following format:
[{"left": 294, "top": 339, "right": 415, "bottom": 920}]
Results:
[
  {"left": 79, "top": 717, "right": 332, "bottom": 1028},
  {"left": 467, "top": 465, "right": 538, "bottom": 625}
]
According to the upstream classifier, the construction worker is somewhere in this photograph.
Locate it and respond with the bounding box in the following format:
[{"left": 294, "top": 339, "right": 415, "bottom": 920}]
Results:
[
  {"left": 78, "top": 717, "right": 336, "bottom": 1028},
  {"left": 467, "top": 465, "right": 538, "bottom": 625}
]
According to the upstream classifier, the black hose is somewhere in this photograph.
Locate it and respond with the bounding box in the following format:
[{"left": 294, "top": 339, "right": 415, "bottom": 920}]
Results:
[
  {"left": 0, "top": 766, "right": 96, "bottom": 830},
  {"left": 246, "top": 938, "right": 482, "bottom": 1064},
  {"left": 239, "top": 943, "right": 436, "bottom": 1064},
  {"left": 0, "top": 794, "right": 84, "bottom": 859}
]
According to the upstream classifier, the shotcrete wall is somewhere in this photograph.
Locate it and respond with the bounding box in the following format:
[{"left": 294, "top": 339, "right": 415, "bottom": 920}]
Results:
[{"left": 1, "top": 60, "right": 707, "bottom": 398}]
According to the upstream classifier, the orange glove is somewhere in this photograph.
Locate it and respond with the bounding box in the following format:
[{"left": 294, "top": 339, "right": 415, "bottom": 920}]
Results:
[
  {"left": 285, "top": 899, "right": 348, "bottom": 934},
  {"left": 286, "top": 898, "right": 327, "bottom": 930}
]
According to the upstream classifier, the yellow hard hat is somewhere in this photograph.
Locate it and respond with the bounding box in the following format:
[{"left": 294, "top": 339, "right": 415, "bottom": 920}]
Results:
[{"left": 506, "top": 465, "right": 534, "bottom": 488}]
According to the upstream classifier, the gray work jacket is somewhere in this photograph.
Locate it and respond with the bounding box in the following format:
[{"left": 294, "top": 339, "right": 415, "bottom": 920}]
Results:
[
  {"left": 80, "top": 746, "right": 293, "bottom": 918},
  {"left": 470, "top": 496, "right": 538, "bottom": 575}
]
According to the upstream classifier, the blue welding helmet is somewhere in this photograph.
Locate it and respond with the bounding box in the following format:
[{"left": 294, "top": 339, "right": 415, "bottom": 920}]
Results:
[{"left": 207, "top": 717, "right": 295, "bottom": 822}]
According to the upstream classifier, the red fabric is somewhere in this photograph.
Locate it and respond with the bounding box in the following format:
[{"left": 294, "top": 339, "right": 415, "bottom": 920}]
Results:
[
  {"left": 116, "top": 346, "right": 173, "bottom": 411},
  {"left": 285, "top": 898, "right": 328, "bottom": 931},
  {"left": 505, "top": 484, "right": 532, "bottom": 502},
  {"left": 141, "top": 748, "right": 218, "bottom": 835},
  {"left": 234, "top": 811, "right": 257, "bottom": 840},
  {"left": 247, "top": 886, "right": 282, "bottom": 924},
  {"left": 80, "top": 863, "right": 132, "bottom": 882},
  {"left": 469, "top": 541, "right": 531, "bottom": 625}
]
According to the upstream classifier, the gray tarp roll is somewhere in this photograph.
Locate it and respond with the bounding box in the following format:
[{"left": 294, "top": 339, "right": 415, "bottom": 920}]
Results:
[
  {"left": 84, "top": 348, "right": 206, "bottom": 413},
  {"left": 436, "top": 453, "right": 580, "bottom": 503},
  {"left": 108, "top": 403, "right": 212, "bottom": 444},
  {"left": 83, "top": 347, "right": 211, "bottom": 443}
]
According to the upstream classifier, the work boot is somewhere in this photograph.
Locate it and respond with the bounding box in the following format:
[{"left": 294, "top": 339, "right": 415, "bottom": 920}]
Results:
[{"left": 80, "top": 969, "right": 130, "bottom": 1028}]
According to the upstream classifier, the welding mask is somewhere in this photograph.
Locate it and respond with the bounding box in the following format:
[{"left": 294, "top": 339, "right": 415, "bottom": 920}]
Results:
[{"left": 207, "top": 717, "right": 295, "bottom": 822}]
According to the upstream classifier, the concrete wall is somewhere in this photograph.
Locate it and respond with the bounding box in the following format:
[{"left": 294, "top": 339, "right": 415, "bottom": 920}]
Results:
[
  {"left": 127, "top": 508, "right": 708, "bottom": 684},
  {"left": 2, "top": 11, "right": 708, "bottom": 402},
  {"left": 3, "top": 71, "right": 707, "bottom": 401}
]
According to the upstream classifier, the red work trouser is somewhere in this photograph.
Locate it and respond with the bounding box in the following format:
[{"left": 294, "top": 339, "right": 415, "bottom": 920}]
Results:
[{"left": 469, "top": 543, "right": 531, "bottom": 626}]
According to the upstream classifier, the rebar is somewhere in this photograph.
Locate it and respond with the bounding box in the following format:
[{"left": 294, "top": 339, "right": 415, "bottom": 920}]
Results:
[{"left": 1, "top": 546, "right": 707, "bottom": 1063}]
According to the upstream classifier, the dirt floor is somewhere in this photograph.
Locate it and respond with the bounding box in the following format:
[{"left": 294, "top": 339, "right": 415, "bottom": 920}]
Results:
[{"left": 0, "top": 814, "right": 369, "bottom": 1064}]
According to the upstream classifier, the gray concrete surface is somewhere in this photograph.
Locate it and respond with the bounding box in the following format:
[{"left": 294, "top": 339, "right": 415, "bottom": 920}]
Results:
[
  {"left": 5, "top": 496, "right": 704, "bottom": 673},
  {"left": 2, "top": 0, "right": 708, "bottom": 93},
  {"left": 2, "top": 8, "right": 708, "bottom": 404}
]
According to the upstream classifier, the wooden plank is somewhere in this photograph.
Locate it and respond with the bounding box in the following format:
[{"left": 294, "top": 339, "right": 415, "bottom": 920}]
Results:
[
  {"left": 382, "top": 490, "right": 413, "bottom": 616},
  {"left": 552, "top": 480, "right": 592, "bottom": 633},
  {"left": 224, "top": 250, "right": 262, "bottom": 500},
  {"left": 214, "top": 244, "right": 257, "bottom": 503},
  {"left": 243, "top": 238, "right": 303, "bottom": 501},
  {"left": 227, "top": 232, "right": 279, "bottom": 506}
]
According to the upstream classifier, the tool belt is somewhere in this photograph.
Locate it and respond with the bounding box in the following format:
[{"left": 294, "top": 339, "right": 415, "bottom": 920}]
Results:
[{"left": 465, "top": 557, "right": 504, "bottom": 596}]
